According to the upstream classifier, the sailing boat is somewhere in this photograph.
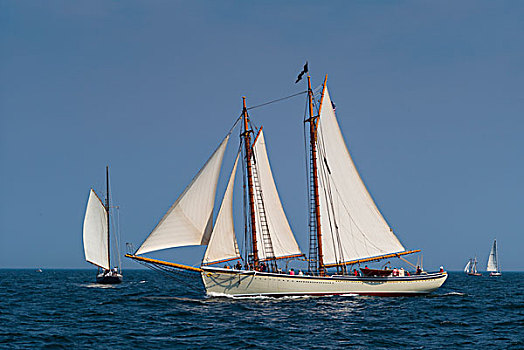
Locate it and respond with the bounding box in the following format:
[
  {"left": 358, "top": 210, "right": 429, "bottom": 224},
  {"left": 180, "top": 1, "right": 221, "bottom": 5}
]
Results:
[
  {"left": 126, "top": 74, "right": 447, "bottom": 296},
  {"left": 464, "top": 257, "right": 481, "bottom": 276},
  {"left": 486, "top": 239, "right": 501, "bottom": 276},
  {"left": 83, "top": 166, "right": 123, "bottom": 284}
]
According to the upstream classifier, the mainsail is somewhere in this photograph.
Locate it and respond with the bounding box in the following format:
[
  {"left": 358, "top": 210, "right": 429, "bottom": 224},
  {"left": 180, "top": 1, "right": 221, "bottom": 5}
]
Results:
[
  {"left": 136, "top": 136, "right": 230, "bottom": 255},
  {"left": 83, "top": 189, "right": 110, "bottom": 270},
  {"left": 486, "top": 240, "right": 498, "bottom": 272},
  {"left": 315, "top": 84, "right": 405, "bottom": 265},
  {"left": 203, "top": 152, "right": 241, "bottom": 264},
  {"left": 251, "top": 130, "right": 303, "bottom": 261}
]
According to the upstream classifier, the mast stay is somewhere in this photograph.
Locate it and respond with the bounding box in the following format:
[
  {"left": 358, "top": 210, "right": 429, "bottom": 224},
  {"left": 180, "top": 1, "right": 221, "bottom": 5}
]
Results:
[{"left": 105, "top": 166, "right": 111, "bottom": 271}]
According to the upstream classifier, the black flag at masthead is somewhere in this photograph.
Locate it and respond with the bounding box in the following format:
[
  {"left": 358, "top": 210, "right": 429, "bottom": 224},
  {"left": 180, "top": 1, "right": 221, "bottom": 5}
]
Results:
[{"left": 295, "top": 61, "right": 309, "bottom": 83}]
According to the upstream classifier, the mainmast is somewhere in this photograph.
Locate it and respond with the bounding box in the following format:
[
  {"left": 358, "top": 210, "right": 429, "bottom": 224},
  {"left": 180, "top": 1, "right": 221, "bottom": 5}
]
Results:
[
  {"left": 307, "top": 75, "right": 327, "bottom": 276},
  {"left": 105, "top": 165, "right": 111, "bottom": 270},
  {"left": 242, "top": 97, "right": 259, "bottom": 268}
]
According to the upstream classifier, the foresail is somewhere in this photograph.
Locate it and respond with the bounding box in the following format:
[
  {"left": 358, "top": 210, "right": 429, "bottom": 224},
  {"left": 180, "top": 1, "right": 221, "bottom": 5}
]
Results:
[
  {"left": 251, "top": 130, "right": 302, "bottom": 260},
  {"left": 487, "top": 240, "right": 497, "bottom": 272},
  {"left": 316, "top": 84, "right": 405, "bottom": 265},
  {"left": 83, "top": 189, "right": 110, "bottom": 270},
  {"left": 135, "top": 135, "right": 230, "bottom": 255},
  {"left": 203, "top": 152, "right": 241, "bottom": 264},
  {"left": 464, "top": 261, "right": 470, "bottom": 273}
]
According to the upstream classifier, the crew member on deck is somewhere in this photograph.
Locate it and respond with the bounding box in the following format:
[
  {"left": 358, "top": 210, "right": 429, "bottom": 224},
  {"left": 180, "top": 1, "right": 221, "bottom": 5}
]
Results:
[{"left": 260, "top": 262, "right": 266, "bottom": 272}]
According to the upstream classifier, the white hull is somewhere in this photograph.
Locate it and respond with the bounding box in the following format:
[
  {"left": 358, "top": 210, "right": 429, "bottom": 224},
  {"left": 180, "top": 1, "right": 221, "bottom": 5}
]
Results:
[{"left": 201, "top": 267, "right": 448, "bottom": 297}]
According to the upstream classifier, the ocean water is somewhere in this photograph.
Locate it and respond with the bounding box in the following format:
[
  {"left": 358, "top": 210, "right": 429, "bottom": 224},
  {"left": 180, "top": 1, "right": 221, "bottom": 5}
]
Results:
[{"left": 0, "top": 270, "right": 522, "bottom": 349}]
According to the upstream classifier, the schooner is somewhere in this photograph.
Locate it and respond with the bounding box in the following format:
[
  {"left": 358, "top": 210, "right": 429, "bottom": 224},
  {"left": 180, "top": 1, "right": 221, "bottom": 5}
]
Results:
[
  {"left": 126, "top": 74, "right": 447, "bottom": 296},
  {"left": 464, "top": 257, "right": 481, "bottom": 276}
]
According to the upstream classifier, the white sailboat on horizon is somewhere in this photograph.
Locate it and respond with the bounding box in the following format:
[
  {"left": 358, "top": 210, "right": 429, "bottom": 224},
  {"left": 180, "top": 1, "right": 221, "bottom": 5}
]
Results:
[
  {"left": 126, "top": 73, "right": 447, "bottom": 297},
  {"left": 487, "top": 239, "right": 501, "bottom": 277}
]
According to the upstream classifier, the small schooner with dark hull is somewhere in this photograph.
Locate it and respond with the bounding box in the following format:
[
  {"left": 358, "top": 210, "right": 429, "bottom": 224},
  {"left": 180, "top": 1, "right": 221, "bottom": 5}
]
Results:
[
  {"left": 464, "top": 257, "right": 481, "bottom": 276},
  {"left": 83, "top": 166, "right": 123, "bottom": 284},
  {"left": 127, "top": 73, "right": 447, "bottom": 297}
]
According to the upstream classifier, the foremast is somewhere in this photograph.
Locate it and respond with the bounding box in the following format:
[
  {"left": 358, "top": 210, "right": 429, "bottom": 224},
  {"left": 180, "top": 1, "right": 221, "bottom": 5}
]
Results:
[
  {"left": 242, "top": 97, "right": 259, "bottom": 268},
  {"left": 306, "top": 75, "right": 327, "bottom": 276}
]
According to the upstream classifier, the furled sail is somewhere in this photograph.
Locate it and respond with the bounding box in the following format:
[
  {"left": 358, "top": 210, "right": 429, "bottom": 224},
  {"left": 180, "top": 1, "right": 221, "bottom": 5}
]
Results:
[
  {"left": 203, "top": 152, "right": 241, "bottom": 265},
  {"left": 486, "top": 240, "right": 498, "bottom": 272},
  {"left": 251, "top": 130, "right": 303, "bottom": 261},
  {"left": 315, "top": 84, "right": 405, "bottom": 265},
  {"left": 83, "top": 189, "right": 110, "bottom": 270},
  {"left": 136, "top": 136, "right": 230, "bottom": 255}
]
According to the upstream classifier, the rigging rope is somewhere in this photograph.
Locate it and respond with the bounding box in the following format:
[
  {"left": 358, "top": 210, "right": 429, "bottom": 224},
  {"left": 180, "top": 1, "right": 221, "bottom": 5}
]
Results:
[
  {"left": 228, "top": 115, "right": 242, "bottom": 135},
  {"left": 246, "top": 90, "right": 307, "bottom": 110},
  {"left": 138, "top": 260, "right": 202, "bottom": 292}
]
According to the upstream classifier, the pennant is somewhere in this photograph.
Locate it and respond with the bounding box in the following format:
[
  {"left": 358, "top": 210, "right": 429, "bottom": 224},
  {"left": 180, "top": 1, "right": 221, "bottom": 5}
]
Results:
[{"left": 295, "top": 61, "right": 309, "bottom": 83}]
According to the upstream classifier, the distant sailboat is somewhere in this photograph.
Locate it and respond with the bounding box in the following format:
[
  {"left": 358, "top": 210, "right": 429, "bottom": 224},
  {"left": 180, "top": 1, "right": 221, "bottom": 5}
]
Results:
[
  {"left": 83, "top": 166, "right": 122, "bottom": 284},
  {"left": 486, "top": 239, "right": 501, "bottom": 276},
  {"left": 464, "top": 257, "right": 481, "bottom": 276}
]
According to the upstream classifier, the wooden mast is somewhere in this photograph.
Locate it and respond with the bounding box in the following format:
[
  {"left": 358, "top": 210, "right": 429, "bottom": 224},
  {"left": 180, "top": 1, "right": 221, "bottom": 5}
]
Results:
[
  {"left": 308, "top": 75, "right": 327, "bottom": 276},
  {"left": 105, "top": 165, "right": 111, "bottom": 271},
  {"left": 242, "top": 97, "right": 258, "bottom": 267}
]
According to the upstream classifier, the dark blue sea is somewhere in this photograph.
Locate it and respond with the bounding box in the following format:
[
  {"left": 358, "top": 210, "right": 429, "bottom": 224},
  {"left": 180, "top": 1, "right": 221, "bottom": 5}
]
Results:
[{"left": 1, "top": 270, "right": 522, "bottom": 349}]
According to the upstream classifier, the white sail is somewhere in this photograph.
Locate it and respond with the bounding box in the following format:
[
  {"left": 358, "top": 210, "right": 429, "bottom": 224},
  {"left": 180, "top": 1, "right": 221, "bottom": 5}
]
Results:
[
  {"left": 464, "top": 260, "right": 471, "bottom": 273},
  {"left": 487, "top": 240, "right": 498, "bottom": 272},
  {"left": 316, "top": 84, "right": 405, "bottom": 265},
  {"left": 83, "top": 189, "right": 110, "bottom": 270},
  {"left": 136, "top": 136, "right": 230, "bottom": 255},
  {"left": 251, "top": 130, "right": 303, "bottom": 260},
  {"left": 203, "top": 152, "right": 241, "bottom": 264}
]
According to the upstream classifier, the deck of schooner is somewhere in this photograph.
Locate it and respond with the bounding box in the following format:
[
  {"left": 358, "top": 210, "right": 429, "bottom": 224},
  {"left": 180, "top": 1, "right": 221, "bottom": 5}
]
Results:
[{"left": 126, "top": 73, "right": 447, "bottom": 296}]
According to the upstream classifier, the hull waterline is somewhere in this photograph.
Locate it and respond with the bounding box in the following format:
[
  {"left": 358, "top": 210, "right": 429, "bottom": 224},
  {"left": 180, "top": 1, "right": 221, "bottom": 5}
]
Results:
[
  {"left": 96, "top": 273, "right": 123, "bottom": 284},
  {"left": 201, "top": 267, "right": 447, "bottom": 297}
]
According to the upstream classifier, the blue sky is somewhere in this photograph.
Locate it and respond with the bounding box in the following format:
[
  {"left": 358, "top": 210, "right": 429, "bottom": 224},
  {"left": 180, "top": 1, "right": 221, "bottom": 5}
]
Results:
[{"left": 1, "top": 1, "right": 523, "bottom": 270}]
